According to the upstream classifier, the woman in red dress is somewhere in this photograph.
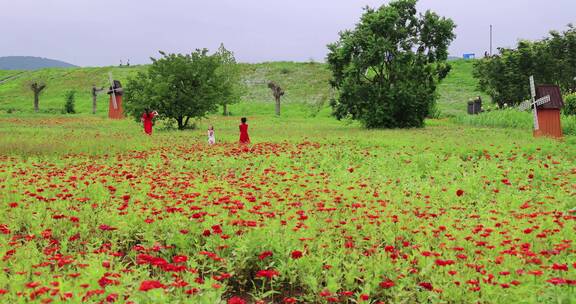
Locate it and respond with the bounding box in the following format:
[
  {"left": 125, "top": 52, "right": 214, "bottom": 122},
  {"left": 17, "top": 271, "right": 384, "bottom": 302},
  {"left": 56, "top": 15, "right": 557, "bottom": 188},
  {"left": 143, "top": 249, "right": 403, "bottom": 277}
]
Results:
[
  {"left": 239, "top": 117, "right": 250, "bottom": 144},
  {"left": 141, "top": 109, "right": 157, "bottom": 135}
]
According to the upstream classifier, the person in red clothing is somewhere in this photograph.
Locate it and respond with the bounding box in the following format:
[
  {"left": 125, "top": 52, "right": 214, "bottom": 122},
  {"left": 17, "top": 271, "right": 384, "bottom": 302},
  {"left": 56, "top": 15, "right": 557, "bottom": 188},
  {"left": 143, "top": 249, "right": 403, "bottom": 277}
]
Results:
[
  {"left": 141, "top": 109, "right": 158, "bottom": 135},
  {"left": 239, "top": 117, "right": 250, "bottom": 144}
]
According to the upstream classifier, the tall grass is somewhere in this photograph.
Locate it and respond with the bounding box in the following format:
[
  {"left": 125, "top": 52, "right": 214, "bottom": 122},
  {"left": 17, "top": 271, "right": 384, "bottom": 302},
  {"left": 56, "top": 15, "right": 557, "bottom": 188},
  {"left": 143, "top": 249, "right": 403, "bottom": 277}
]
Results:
[{"left": 454, "top": 108, "right": 576, "bottom": 136}]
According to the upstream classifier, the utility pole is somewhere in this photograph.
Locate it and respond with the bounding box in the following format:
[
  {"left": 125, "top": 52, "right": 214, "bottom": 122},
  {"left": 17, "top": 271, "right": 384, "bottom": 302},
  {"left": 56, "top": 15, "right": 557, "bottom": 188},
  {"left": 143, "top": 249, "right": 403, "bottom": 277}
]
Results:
[{"left": 490, "top": 25, "right": 493, "bottom": 56}]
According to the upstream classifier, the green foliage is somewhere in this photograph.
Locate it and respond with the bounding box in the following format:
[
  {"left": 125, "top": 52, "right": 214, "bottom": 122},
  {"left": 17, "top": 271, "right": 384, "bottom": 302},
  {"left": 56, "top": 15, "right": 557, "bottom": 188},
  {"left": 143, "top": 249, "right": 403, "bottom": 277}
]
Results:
[
  {"left": 474, "top": 25, "right": 576, "bottom": 107},
  {"left": 327, "top": 0, "right": 455, "bottom": 128},
  {"left": 124, "top": 49, "right": 235, "bottom": 130},
  {"left": 563, "top": 93, "right": 576, "bottom": 116},
  {"left": 63, "top": 90, "right": 76, "bottom": 114},
  {"left": 215, "top": 44, "right": 244, "bottom": 116}
]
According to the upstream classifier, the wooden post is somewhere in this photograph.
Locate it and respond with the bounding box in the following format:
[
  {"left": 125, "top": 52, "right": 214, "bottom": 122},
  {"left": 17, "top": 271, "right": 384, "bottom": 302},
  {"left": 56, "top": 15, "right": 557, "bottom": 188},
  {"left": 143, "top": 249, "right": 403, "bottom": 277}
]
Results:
[{"left": 92, "top": 85, "right": 104, "bottom": 115}]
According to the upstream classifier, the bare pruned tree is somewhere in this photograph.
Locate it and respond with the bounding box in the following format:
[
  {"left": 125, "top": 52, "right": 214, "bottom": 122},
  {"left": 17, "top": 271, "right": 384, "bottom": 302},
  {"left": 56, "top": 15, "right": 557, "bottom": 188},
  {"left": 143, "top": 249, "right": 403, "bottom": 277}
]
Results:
[
  {"left": 268, "top": 81, "right": 285, "bottom": 116},
  {"left": 91, "top": 84, "right": 105, "bottom": 114},
  {"left": 30, "top": 81, "right": 47, "bottom": 113}
]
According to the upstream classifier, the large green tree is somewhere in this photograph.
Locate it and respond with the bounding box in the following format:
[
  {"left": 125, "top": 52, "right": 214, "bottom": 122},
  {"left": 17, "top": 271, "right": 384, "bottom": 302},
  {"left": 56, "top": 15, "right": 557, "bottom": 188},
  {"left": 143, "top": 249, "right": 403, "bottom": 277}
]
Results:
[
  {"left": 215, "top": 44, "right": 244, "bottom": 116},
  {"left": 474, "top": 25, "right": 576, "bottom": 107},
  {"left": 327, "top": 0, "right": 455, "bottom": 128},
  {"left": 124, "top": 49, "right": 235, "bottom": 130}
]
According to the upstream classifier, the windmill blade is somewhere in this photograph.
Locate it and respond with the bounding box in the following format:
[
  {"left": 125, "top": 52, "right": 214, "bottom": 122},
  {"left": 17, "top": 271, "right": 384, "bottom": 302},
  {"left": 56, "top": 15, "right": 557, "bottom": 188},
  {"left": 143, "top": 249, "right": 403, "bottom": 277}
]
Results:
[
  {"left": 534, "top": 95, "right": 550, "bottom": 107},
  {"left": 518, "top": 100, "right": 532, "bottom": 111},
  {"left": 108, "top": 72, "right": 118, "bottom": 110},
  {"left": 529, "top": 75, "right": 536, "bottom": 99}
]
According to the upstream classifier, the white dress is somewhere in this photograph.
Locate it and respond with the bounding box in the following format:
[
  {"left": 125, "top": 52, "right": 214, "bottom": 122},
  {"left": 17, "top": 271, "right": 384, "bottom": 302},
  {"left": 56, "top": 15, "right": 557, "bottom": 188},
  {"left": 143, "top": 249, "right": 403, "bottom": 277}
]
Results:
[{"left": 208, "top": 130, "right": 215, "bottom": 145}]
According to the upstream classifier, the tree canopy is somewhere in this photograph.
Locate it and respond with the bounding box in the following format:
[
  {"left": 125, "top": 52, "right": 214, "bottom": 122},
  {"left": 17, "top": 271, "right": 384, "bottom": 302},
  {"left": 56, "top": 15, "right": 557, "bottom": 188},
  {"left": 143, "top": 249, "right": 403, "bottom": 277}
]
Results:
[
  {"left": 474, "top": 25, "right": 576, "bottom": 107},
  {"left": 216, "top": 44, "right": 244, "bottom": 116},
  {"left": 124, "top": 48, "right": 240, "bottom": 129},
  {"left": 327, "top": 0, "right": 455, "bottom": 128}
]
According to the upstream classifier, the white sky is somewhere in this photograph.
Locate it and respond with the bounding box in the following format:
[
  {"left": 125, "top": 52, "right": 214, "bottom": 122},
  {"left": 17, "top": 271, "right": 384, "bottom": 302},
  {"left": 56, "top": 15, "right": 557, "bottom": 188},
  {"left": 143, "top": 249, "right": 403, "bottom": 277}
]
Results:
[{"left": 0, "top": 0, "right": 574, "bottom": 66}]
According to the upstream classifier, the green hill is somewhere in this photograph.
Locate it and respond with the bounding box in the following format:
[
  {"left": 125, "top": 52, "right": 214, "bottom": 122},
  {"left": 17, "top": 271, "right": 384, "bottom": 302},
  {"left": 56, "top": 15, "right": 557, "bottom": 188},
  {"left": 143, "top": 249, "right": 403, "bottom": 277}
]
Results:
[
  {"left": 0, "top": 56, "right": 78, "bottom": 70},
  {"left": 0, "top": 60, "right": 486, "bottom": 117}
]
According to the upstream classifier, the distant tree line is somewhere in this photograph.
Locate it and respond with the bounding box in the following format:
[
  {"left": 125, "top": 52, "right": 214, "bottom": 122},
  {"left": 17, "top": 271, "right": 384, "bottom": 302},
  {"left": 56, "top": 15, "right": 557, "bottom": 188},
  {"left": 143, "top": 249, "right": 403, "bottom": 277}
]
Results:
[{"left": 474, "top": 24, "right": 576, "bottom": 108}]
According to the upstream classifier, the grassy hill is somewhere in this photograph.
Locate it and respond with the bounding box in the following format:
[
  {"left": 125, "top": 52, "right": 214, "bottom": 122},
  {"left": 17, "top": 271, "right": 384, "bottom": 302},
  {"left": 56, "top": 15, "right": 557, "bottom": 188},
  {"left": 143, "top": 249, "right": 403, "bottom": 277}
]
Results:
[
  {"left": 0, "top": 60, "right": 486, "bottom": 117},
  {"left": 0, "top": 56, "right": 77, "bottom": 70}
]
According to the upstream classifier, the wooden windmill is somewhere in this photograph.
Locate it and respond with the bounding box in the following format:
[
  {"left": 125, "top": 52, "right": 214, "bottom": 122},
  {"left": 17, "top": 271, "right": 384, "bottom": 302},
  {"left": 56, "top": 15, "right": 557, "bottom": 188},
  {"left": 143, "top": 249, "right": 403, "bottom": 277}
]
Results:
[
  {"left": 518, "top": 76, "right": 564, "bottom": 138},
  {"left": 107, "top": 72, "right": 124, "bottom": 119}
]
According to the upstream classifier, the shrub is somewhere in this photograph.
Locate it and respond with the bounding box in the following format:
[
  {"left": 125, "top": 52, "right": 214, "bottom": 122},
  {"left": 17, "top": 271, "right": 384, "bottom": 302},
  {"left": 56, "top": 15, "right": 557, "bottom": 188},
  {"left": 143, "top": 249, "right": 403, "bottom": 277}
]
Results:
[
  {"left": 564, "top": 93, "right": 576, "bottom": 116},
  {"left": 63, "top": 90, "right": 76, "bottom": 114}
]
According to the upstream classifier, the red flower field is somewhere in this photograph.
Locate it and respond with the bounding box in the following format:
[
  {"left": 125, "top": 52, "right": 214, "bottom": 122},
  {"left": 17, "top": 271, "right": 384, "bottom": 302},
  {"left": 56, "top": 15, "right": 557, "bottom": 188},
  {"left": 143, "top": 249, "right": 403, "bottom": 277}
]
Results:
[{"left": 0, "top": 119, "right": 574, "bottom": 303}]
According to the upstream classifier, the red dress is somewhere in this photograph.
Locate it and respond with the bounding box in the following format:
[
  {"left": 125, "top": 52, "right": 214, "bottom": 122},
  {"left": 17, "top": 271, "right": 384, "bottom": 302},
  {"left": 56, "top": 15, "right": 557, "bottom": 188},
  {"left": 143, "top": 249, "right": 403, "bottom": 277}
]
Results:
[
  {"left": 142, "top": 112, "right": 155, "bottom": 135},
  {"left": 239, "top": 124, "right": 250, "bottom": 144}
]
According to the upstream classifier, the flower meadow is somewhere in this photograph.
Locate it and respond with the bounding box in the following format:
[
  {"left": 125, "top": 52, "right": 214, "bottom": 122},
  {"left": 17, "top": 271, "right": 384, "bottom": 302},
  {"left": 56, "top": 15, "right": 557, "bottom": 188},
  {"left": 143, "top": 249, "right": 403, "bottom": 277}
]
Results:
[{"left": 0, "top": 116, "right": 575, "bottom": 303}]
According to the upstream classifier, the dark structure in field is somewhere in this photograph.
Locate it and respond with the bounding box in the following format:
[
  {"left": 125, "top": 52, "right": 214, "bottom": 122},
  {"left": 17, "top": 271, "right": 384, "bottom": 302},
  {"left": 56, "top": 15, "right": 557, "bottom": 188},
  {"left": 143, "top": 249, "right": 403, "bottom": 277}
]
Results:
[
  {"left": 108, "top": 80, "right": 124, "bottom": 119},
  {"left": 534, "top": 85, "right": 564, "bottom": 138},
  {"left": 467, "top": 97, "right": 482, "bottom": 115}
]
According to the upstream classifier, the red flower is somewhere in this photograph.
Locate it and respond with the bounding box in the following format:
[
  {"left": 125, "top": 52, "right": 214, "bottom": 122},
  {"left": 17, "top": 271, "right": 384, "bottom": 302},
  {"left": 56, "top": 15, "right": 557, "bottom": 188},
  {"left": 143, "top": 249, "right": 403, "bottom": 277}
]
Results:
[
  {"left": 99, "top": 225, "right": 117, "bottom": 231},
  {"left": 139, "top": 280, "right": 165, "bottom": 291},
  {"left": 283, "top": 297, "right": 297, "bottom": 303},
  {"left": 291, "top": 250, "right": 303, "bottom": 259},
  {"left": 418, "top": 282, "right": 433, "bottom": 291},
  {"left": 173, "top": 255, "right": 188, "bottom": 263},
  {"left": 547, "top": 278, "right": 566, "bottom": 285},
  {"left": 435, "top": 259, "right": 455, "bottom": 266},
  {"left": 501, "top": 179, "right": 511, "bottom": 185},
  {"left": 359, "top": 294, "right": 370, "bottom": 301},
  {"left": 106, "top": 293, "right": 118, "bottom": 302},
  {"left": 228, "top": 296, "right": 246, "bottom": 304},
  {"left": 456, "top": 189, "right": 464, "bottom": 197},
  {"left": 26, "top": 282, "right": 40, "bottom": 288},
  {"left": 212, "top": 225, "right": 223, "bottom": 234},
  {"left": 258, "top": 251, "right": 273, "bottom": 260},
  {"left": 256, "top": 269, "right": 279, "bottom": 279},
  {"left": 552, "top": 263, "right": 568, "bottom": 271},
  {"left": 348, "top": 167, "right": 354, "bottom": 173},
  {"left": 379, "top": 280, "right": 395, "bottom": 289}
]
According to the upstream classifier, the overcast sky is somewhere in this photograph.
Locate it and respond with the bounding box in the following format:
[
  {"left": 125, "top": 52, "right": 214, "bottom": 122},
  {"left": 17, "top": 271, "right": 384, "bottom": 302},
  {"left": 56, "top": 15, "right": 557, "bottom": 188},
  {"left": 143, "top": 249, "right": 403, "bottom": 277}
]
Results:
[{"left": 0, "top": 0, "right": 574, "bottom": 66}]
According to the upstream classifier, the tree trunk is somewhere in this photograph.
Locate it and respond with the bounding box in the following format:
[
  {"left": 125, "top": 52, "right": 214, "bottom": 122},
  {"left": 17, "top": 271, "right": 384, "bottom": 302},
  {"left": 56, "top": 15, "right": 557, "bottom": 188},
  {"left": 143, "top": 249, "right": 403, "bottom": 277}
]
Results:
[
  {"left": 34, "top": 93, "right": 39, "bottom": 113},
  {"left": 275, "top": 98, "right": 281, "bottom": 116},
  {"left": 177, "top": 116, "right": 184, "bottom": 130},
  {"left": 223, "top": 103, "right": 228, "bottom": 116},
  {"left": 184, "top": 116, "right": 190, "bottom": 129},
  {"left": 92, "top": 95, "right": 97, "bottom": 114}
]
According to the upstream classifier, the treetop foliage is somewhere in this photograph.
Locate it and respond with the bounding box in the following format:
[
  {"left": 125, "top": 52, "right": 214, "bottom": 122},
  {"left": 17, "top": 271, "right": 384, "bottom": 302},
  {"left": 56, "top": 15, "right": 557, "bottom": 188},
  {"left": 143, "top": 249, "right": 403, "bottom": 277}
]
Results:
[
  {"left": 327, "top": 0, "right": 455, "bottom": 128},
  {"left": 474, "top": 24, "right": 576, "bottom": 108},
  {"left": 124, "top": 46, "right": 241, "bottom": 130}
]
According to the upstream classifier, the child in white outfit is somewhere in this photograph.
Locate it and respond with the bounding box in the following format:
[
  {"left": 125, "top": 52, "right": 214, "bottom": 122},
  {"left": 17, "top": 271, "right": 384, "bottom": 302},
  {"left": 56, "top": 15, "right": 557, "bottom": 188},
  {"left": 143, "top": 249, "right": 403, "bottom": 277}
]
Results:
[{"left": 207, "top": 126, "right": 216, "bottom": 145}]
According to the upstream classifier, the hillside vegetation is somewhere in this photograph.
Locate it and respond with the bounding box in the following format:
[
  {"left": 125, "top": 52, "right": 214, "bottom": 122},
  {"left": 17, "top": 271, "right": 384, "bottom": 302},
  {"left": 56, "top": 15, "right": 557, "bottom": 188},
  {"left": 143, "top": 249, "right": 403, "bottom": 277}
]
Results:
[
  {"left": 0, "top": 56, "right": 77, "bottom": 70},
  {"left": 0, "top": 60, "right": 484, "bottom": 117}
]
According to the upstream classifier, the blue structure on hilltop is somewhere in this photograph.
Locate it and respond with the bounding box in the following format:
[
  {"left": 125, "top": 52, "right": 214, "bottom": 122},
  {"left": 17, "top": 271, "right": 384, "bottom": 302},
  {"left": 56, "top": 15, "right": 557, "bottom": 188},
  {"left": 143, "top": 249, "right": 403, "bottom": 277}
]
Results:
[{"left": 463, "top": 53, "right": 476, "bottom": 60}]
